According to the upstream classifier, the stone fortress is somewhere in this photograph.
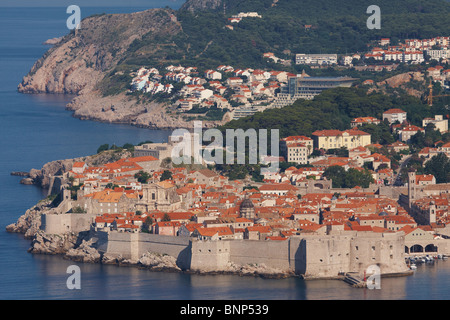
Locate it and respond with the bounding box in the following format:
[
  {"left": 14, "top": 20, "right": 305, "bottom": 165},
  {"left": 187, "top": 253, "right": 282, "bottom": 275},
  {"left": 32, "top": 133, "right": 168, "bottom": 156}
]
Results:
[
  {"left": 39, "top": 191, "right": 413, "bottom": 280},
  {"left": 33, "top": 140, "right": 450, "bottom": 280},
  {"left": 91, "top": 229, "right": 410, "bottom": 279}
]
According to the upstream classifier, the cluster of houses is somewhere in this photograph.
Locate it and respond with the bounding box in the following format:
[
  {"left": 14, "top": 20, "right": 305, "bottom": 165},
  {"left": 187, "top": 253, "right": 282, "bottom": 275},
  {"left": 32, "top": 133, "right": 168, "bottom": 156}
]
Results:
[
  {"left": 336, "top": 36, "right": 449, "bottom": 70},
  {"left": 263, "top": 52, "right": 292, "bottom": 66},
  {"left": 382, "top": 109, "right": 449, "bottom": 144},
  {"left": 57, "top": 110, "right": 450, "bottom": 245},
  {"left": 362, "top": 36, "right": 450, "bottom": 64},
  {"left": 427, "top": 66, "right": 450, "bottom": 90},
  {"left": 130, "top": 67, "right": 174, "bottom": 95},
  {"left": 129, "top": 63, "right": 297, "bottom": 119},
  {"left": 175, "top": 65, "right": 296, "bottom": 118},
  {"left": 227, "top": 12, "right": 262, "bottom": 24},
  {"left": 81, "top": 159, "right": 445, "bottom": 243},
  {"left": 272, "top": 108, "right": 449, "bottom": 186},
  {"left": 274, "top": 132, "right": 394, "bottom": 186}
]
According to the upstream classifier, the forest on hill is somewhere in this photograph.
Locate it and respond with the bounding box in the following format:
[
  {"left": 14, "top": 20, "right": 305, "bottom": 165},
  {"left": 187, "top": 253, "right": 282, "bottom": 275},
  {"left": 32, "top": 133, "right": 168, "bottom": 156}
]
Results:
[
  {"left": 118, "top": 0, "right": 450, "bottom": 70},
  {"left": 220, "top": 87, "right": 449, "bottom": 138},
  {"left": 166, "top": 0, "right": 450, "bottom": 68}
]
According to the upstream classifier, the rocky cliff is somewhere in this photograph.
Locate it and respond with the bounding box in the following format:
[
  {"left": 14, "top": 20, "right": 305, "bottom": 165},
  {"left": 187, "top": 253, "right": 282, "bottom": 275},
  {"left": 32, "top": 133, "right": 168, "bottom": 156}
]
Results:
[
  {"left": 369, "top": 72, "right": 426, "bottom": 98},
  {"left": 5, "top": 199, "right": 50, "bottom": 239},
  {"left": 17, "top": 8, "right": 203, "bottom": 130},
  {"left": 180, "top": 0, "right": 223, "bottom": 12},
  {"left": 19, "top": 9, "right": 180, "bottom": 95}
]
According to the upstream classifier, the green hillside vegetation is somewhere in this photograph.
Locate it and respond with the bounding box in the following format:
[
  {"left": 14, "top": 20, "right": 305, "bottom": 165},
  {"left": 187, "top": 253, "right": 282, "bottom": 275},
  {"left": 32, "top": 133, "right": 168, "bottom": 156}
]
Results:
[
  {"left": 220, "top": 87, "right": 449, "bottom": 138},
  {"left": 108, "top": 0, "right": 450, "bottom": 72},
  {"left": 171, "top": 0, "right": 450, "bottom": 68}
]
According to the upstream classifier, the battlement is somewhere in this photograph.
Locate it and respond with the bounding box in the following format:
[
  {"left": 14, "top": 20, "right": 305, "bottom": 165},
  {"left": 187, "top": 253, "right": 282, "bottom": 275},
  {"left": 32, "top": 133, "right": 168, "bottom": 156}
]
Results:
[{"left": 96, "top": 231, "right": 410, "bottom": 279}]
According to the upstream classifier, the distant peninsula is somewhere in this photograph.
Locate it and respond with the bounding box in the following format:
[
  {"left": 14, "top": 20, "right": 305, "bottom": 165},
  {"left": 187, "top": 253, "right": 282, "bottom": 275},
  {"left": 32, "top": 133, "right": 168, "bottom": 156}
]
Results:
[{"left": 17, "top": 0, "right": 450, "bottom": 130}]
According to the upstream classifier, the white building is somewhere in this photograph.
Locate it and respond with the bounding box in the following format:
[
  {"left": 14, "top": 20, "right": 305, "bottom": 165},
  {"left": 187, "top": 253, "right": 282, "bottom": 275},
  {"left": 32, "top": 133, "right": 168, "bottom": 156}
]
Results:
[
  {"left": 382, "top": 108, "right": 407, "bottom": 124},
  {"left": 296, "top": 54, "right": 338, "bottom": 66}
]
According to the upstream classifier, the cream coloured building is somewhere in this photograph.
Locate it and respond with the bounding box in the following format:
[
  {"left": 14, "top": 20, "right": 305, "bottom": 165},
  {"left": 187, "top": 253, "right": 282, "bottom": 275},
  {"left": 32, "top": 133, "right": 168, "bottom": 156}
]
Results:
[
  {"left": 281, "top": 136, "right": 314, "bottom": 164},
  {"left": 423, "top": 115, "right": 448, "bottom": 133},
  {"left": 312, "top": 129, "right": 371, "bottom": 150},
  {"left": 285, "top": 143, "right": 309, "bottom": 164},
  {"left": 399, "top": 125, "right": 424, "bottom": 143}
]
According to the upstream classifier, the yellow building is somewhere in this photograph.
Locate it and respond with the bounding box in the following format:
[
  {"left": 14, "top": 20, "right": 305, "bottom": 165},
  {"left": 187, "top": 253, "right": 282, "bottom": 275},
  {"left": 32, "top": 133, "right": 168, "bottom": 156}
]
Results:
[{"left": 312, "top": 129, "right": 371, "bottom": 150}]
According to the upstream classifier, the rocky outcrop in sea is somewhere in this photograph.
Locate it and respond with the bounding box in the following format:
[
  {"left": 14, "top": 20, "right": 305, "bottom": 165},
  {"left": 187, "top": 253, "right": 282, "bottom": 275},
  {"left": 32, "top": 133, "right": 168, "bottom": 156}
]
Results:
[
  {"left": 28, "top": 231, "right": 78, "bottom": 255},
  {"left": 65, "top": 238, "right": 101, "bottom": 263},
  {"left": 5, "top": 199, "right": 50, "bottom": 239}
]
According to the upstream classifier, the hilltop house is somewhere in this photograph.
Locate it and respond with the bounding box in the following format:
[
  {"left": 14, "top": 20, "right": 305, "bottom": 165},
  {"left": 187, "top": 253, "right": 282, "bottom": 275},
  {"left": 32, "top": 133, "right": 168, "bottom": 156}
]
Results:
[{"left": 312, "top": 129, "right": 371, "bottom": 150}]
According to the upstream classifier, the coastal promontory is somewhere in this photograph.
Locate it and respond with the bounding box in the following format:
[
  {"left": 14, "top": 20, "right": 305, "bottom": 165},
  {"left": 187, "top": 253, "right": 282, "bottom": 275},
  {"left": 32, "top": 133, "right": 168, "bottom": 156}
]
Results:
[{"left": 17, "top": 8, "right": 197, "bottom": 130}]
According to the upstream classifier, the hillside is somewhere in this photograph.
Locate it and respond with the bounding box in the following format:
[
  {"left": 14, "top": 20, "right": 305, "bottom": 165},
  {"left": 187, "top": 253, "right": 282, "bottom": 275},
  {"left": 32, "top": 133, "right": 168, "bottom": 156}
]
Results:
[
  {"left": 17, "top": 9, "right": 205, "bottom": 129},
  {"left": 17, "top": 0, "right": 450, "bottom": 129},
  {"left": 220, "top": 87, "right": 449, "bottom": 138},
  {"left": 174, "top": 0, "right": 450, "bottom": 68}
]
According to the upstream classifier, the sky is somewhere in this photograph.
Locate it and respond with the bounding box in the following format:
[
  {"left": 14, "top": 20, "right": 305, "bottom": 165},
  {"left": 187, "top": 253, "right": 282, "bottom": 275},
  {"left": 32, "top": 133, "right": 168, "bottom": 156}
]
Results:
[{"left": 0, "top": 0, "right": 184, "bottom": 8}]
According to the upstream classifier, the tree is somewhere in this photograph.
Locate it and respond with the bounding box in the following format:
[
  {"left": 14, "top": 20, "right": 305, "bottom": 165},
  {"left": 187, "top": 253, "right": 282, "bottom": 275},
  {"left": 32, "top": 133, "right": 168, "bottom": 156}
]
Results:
[
  {"left": 162, "top": 213, "right": 171, "bottom": 222},
  {"left": 160, "top": 170, "right": 173, "bottom": 182},
  {"left": 105, "top": 183, "right": 119, "bottom": 189},
  {"left": 323, "top": 165, "right": 374, "bottom": 188},
  {"left": 97, "top": 144, "right": 109, "bottom": 154},
  {"left": 122, "top": 143, "right": 135, "bottom": 152},
  {"left": 135, "top": 171, "right": 151, "bottom": 184},
  {"left": 72, "top": 206, "right": 86, "bottom": 214},
  {"left": 424, "top": 153, "right": 450, "bottom": 183},
  {"left": 143, "top": 217, "right": 154, "bottom": 233}
]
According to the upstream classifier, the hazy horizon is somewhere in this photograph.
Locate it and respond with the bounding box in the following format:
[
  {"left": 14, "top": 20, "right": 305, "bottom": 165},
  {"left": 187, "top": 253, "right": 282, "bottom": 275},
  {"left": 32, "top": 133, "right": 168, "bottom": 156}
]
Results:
[{"left": 0, "top": 0, "right": 184, "bottom": 8}]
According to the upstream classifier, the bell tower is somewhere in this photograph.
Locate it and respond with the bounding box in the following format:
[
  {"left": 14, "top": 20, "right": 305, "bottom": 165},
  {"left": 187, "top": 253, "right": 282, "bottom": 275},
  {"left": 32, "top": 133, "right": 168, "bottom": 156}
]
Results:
[{"left": 408, "top": 171, "right": 417, "bottom": 208}]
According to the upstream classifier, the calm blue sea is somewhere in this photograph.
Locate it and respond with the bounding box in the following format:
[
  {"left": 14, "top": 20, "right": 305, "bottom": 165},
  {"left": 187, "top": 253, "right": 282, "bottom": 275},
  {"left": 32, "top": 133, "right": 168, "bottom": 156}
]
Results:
[{"left": 1, "top": 4, "right": 450, "bottom": 300}]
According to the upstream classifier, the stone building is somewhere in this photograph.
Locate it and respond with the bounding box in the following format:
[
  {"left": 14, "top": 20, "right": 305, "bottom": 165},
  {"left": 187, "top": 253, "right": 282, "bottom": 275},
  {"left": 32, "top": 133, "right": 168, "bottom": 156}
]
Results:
[
  {"left": 240, "top": 198, "right": 255, "bottom": 220},
  {"left": 136, "top": 181, "right": 182, "bottom": 212},
  {"left": 312, "top": 129, "right": 371, "bottom": 150},
  {"left": 383, "top": 108, "right": 407, "bottom": 124}
]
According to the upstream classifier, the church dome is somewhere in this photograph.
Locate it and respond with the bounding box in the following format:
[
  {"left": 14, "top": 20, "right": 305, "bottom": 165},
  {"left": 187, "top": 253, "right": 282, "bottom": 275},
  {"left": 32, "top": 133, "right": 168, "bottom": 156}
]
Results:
[{"left": 240, "top": 198, "right": 254, "bottom": 209}]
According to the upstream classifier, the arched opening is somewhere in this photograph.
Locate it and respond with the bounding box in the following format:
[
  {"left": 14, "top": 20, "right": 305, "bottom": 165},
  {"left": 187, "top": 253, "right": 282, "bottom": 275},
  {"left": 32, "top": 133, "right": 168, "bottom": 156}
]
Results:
[
  {"left": 405, "top": 246, "right": 409, "bottom": 254},
  {"left": 410, "top": 244, "right": 424, "bottom": 253},
  {"left": 314, "top": 183, "right": 324, "bottom": 190},
  {"left": 425, "top": 244, "right": 438, "bottom": 253}
]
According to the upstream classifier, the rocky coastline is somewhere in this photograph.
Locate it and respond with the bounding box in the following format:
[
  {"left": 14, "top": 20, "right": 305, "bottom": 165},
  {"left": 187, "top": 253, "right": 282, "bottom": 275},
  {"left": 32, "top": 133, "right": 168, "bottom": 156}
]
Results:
[
  {"left": 17, "top": 8, "right": 224, "bottom": 131},
  {"left": 6, "top": 202, "right": 295, "bottom": 279}
]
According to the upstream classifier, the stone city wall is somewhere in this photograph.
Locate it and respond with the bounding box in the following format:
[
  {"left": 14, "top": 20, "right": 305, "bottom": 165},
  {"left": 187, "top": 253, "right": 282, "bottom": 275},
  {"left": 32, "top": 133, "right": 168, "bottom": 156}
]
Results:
[
  {"left": 94, "top": 231, "right": 410, "bottom": 279},
  {"left": 41, "top": 213, "right": 96, "bottom": 234},
  {"left": 102, "top": 232, "right": 191, "bottom": 268}
]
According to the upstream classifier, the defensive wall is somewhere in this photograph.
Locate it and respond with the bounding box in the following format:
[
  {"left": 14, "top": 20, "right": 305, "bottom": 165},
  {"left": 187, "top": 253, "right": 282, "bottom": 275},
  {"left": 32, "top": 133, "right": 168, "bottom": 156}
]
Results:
[
  {"left": 95, "top": 230, "right": 411, "bottom": 279},
  {"left": 97, "top": 231, "right": 192, "bottom": 270},
  {"left": 41, "top": 212, "right": 95, "bottom": 234}
]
